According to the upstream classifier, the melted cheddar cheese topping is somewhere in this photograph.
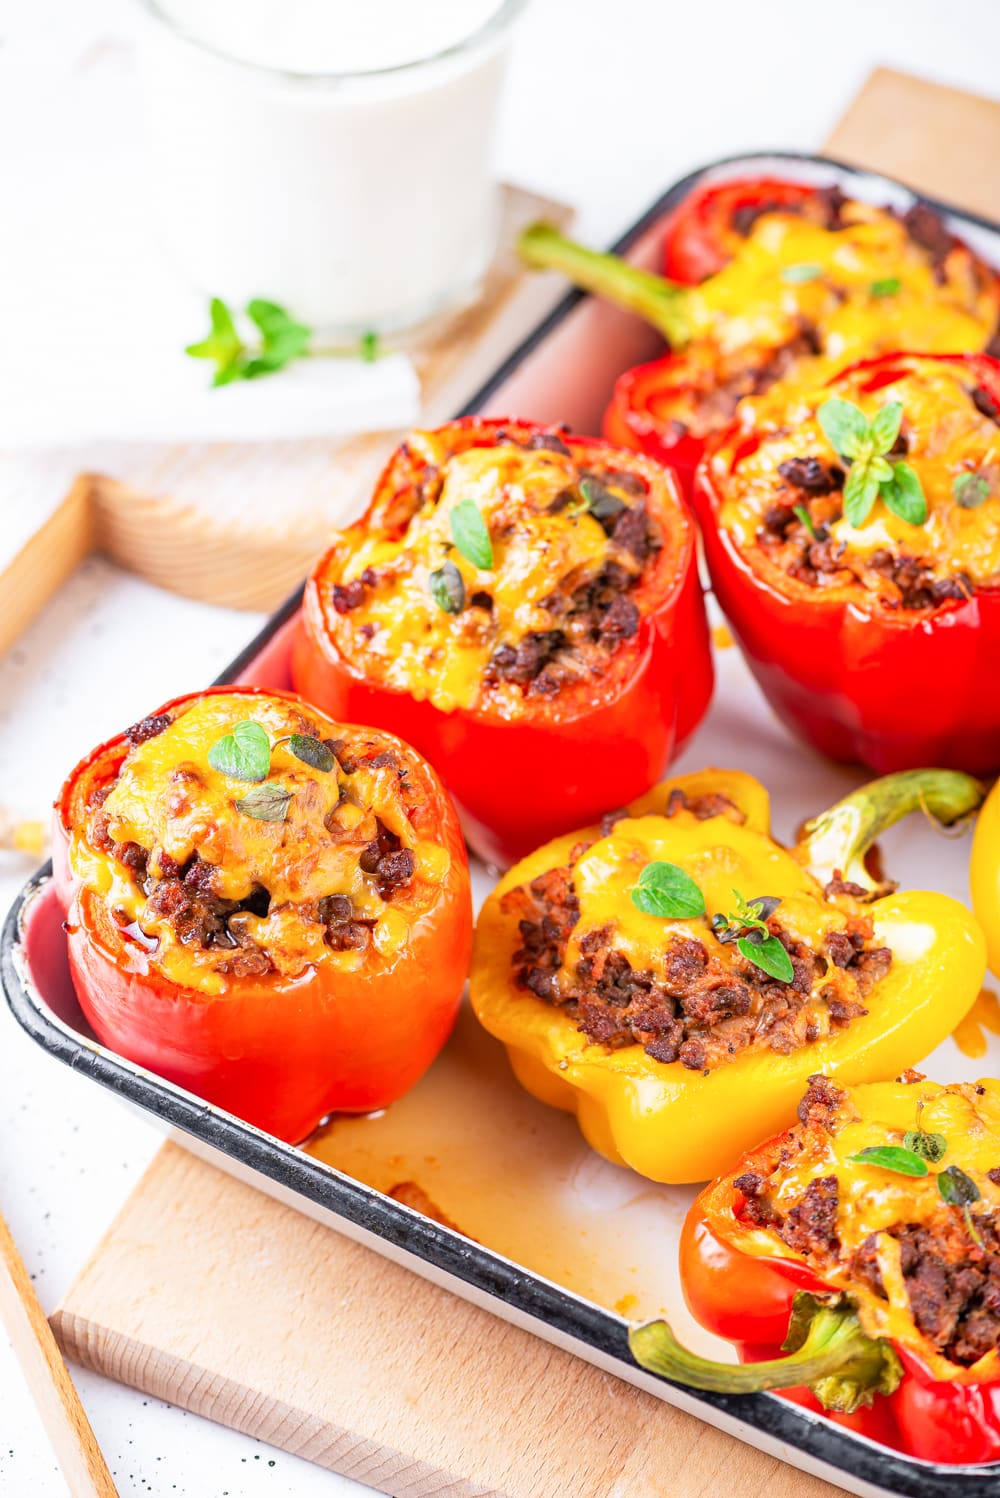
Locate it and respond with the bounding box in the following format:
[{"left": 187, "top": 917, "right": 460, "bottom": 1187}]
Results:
[
  {"left": 568, "top": 812, "right": 861, "bottom": 992},
  {"left": 673, "top": 202, "right": 998, "bottom": 436},
  {"left": 734, "top": 1078, "right": 1000, "bottom": 1376},
  {"left": 322, "top": 434, "right": 656, "bottom": 715},
  {"left": 70, "top": 694, "right": 450, "bottom": 995},
  {"left": 717, "top": 357, "right": 1000, "bottom": 594}
]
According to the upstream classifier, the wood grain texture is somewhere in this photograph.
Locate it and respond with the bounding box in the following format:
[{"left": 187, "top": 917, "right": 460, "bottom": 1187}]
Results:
[
  {"left": 52, "top": 1144, "right": 842, "bottom": 1498},
  {"left": 2, "top": 183, "right": 572, "bottom": 635},
  {"left": 825, "top": 68, "right": 1000, "bottom": 217},
  {"left": 0, "top": 1210, "right": 118, "bottom": 1497}
]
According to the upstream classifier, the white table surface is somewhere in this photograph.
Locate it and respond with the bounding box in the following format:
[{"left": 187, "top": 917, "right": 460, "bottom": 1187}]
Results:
[{"left": 2, "top": 2, "right": 999, "bottom": 1494}]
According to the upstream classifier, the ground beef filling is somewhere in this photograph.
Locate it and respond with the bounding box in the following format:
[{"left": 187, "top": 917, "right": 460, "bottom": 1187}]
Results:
[
  {"left": 754, "top": 375, "right": 1000, "bottom": 608},
  {"left": 503, "top": 801, "right": 892, "bottom": 1072},
  {"left": 337, "top": 432, "right": 661, "bottom": 699},
  {"left": 87, "top": 718, "right": 415, "bottom": 979},
  {"left": 735, "top": 1077, "right": 1000, "bottom": 1367}
]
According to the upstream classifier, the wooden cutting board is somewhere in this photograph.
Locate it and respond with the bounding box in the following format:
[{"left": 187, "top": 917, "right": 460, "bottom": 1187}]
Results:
[{"left": 49, "top": 68, "right": 1000, "bottom": 1498}]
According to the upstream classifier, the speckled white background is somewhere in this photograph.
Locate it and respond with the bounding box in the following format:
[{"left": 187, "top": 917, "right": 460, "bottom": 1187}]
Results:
[{"left": 3, "top": 1, "right": 1000, "bottom": 1494}]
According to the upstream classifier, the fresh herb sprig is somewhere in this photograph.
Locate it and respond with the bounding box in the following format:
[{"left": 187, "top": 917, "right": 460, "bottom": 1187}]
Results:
[
  {"left": 631, "top": 862, "right": 706, "bottom": 919},
  {"left": 712, "top": 891, "right": 794, "bottom": 983},
  {"left": 207, "top": 720, "right": 336, "bottom": 821},
  {"left": 186, "top": 297, "right": 380, "bottom": 386},
  {"left": 954, "top": 471, "right": 992, "bottom": 509},
  {"left": 449, "top": 500, "right": 494, "bottom": 571},
  {"left": 817, "top": 397, "right": 927, "bottom": 528},
  {"left": 849, "top": 1122, "right": 987, "bottom": 1246}
]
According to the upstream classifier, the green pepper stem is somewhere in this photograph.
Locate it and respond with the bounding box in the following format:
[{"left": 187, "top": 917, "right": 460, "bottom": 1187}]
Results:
[
  {"left": 628, "top": 1300, "right": 900, "bottom": 1414},
  {"left": 799, "top": 769, "right": 985, "bottom": 895},
  {"left": 517, "top": 222, "right": 694, "bottom": 348}
]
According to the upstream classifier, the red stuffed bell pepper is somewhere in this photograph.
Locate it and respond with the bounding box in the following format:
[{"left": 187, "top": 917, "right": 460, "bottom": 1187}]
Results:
[
  {"left": 292, "top": 418, "right": 712, "bottom": 866},
  {"left": 521, "top": 178, "right": 1000, "bottom": 491},
  {"left": 55, "top": 686, "right": 472, "bottom": 1142},
  {"left": 694, "top": 350, "right": 1000, "bottom": 775},
  {"left": 630, "top": 1073, "right": 1000, "bottom": 1464}
]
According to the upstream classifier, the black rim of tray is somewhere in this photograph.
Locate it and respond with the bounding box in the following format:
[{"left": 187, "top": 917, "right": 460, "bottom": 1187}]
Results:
[{"left": 5, "top": 150, "right": 999, "bottom": 1497}]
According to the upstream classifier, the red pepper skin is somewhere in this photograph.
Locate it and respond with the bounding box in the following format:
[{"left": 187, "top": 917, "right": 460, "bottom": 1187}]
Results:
[
  {"left": 661, "top": 177, "right": 824, "bottom": 283},
  {"left": 603, "top": 178, "right": 827, "bottom": 487},
  {"left": 292, "top": 418, "right": 713, "bottom": 867},
  {"left": 680, "top": 1187, "right": 900, "bottom": 1447},
  {"left": 892, "top": 1347, "right": 1000, "bottom": 1464},
  {"left": 692, "top": 352, "right": 1000, "bottom": 777},
  {"left": 682, "top": 1163, "right": 1000, "bottom": 1463},
  {"left": 55, "top": 687, "right": 472, "bottom": 1143}
]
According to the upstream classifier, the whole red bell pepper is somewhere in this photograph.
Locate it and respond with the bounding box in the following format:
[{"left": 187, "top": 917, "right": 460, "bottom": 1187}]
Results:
[
  {"left": 520, "top": 177, "right": 1000, "bottom": 493},
  {"left": 55, "top": 685, "right": 472, "bottom": 1142},
  {"left": 693, "top": 350, "right": 1000, "bottom": 776},
  {"left": 292, "top": 417, "right": 712, "bottom": 866},
  {"left": 628, "top": 1076, "right": 1000, "bottom": 1464}
]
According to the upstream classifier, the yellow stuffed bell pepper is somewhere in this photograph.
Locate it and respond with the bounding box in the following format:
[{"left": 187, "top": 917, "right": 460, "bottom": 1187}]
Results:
[
  {"left": 971, "top": 778, "right": 1000, "bottom": 978},
  {"left": 470, "top": 768, "right": 985, "bottom": 1184}
]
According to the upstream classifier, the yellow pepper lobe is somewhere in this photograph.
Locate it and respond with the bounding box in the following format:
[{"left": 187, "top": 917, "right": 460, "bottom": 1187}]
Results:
[{"left": 470, "top": 769, "right": 986, "bottom": 1184}]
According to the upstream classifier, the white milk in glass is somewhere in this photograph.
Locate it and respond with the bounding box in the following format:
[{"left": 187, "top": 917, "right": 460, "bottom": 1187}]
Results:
[{"left": 138, "top": 0, "right": 523, "bottom": 331}]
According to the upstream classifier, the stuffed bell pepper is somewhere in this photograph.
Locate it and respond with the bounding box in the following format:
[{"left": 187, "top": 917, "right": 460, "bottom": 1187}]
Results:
[
  {"left": 520, "top": 177, "right": 999, "bottom": 489},
  {"left": 631, "top": 1072, "right": 1000, "bottom": 1464},
  {"left": 56, "top": 687, "right": 472, "bottom": 1141},
  {"left": 292, "top": 418, "right": 712, "bottom": 866},
  {"left": 470, "top": 767, "right": 985, "bottom": 1183},
  {"left": 695, "top": 351, "right": 1000, "bottom": 775}
]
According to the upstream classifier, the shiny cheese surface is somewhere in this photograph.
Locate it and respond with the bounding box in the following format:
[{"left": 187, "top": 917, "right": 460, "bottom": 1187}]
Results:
[
  {"left": 541, "top": 807, "right": 880, "bottom": 1047},
  {"left": 328, "top": 441, "right": 638, "bottom": 715},
  {"left": 674, "top": 203, "right": 997, "bottom": 436},
  {"left": 736, "top": 1078, "right": 1000, "bottom": 1376},
  {"left": 71, "top": 694, "right": 448, "bottom": 995},
  {"left": 718, "top": 358, "right": 1000, "bottom": 588}
]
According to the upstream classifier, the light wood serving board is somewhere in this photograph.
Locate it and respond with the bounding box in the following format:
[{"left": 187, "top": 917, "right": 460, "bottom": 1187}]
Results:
[{"left": 49, "top": 69, "right": 1000, "bottom": 1498}]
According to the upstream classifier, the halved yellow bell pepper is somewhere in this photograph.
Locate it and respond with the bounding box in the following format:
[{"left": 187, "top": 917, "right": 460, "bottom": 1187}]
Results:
[
  {"left": 470, "top": 768, "right": 985, "bottom": 1184},
  {"left": 971, "top": 777, "right": 1000, "bottom": 978}
]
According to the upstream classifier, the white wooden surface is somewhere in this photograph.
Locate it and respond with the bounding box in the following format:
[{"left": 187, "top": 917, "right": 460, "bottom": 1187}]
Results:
[{"left": 2, "top": 3, "right": 1000, "bottom": 1495}]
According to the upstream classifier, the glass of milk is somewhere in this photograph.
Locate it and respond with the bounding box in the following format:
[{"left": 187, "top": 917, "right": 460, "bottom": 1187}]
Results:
[{"left": 136, "top": 0, "right": 526, "bottom": 333}]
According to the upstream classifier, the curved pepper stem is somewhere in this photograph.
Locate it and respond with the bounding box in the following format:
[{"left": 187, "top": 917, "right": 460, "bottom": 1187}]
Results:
[
  {"left": 518, "top": 222, "right": 694, "bottom": 348},
  {"left": 629, "top": 1294, "right": 902, "bottom": 1414},
  {"left": 798, "top": 769, "right": 985, "bottom": 896}
]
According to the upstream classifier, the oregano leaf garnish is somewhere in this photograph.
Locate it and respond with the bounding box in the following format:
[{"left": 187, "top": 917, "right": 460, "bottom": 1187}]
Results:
[
  {"left": 954, "top": 471, "right": 991, "bottom": 509},
  {"left": 880, "top": 461, "right": 927, "bottom": 525},
  {"left": 712, "top": 892, "right": 793, "bottom": 983},
  {"left": 429, "top": 560, "right": 466, "bottom": 614},
  {"left": 631, "top": 862, "right": 706, "bottom": 920},
  {"left": 185, "top": 297, "right": 246, "bottom": 387},
  {"left": 903, "top": 1129, "right": 947, "bottom": 1164},
  {"left": 793, "top": 503, "right": 818, "bottom": 540},
  {"left": 818, "top": 397, "right": 870, "bottom": 461},
  {"left": 287, "top": 734, "right": 336, "bottom": 772},
  {"left": 235, "top": 784, "right": 293, "bottom": 822},
  {"left": 849, "top": 1145, "right": 929, "bottom": 1177},
  {"left": 937, "top": 1164, "right": 984, "bottom": 1245},
  {"left": 450, "top": 500, "right": 494, "bottom": 571},
  {"left": 817, "top": 396, "right": 927, "bottom": 530},
  {"left": 870, "top": 277, "right": 901, "bottom": 298},
  {"left": 579, "top": 477, "right": 626, "bottom": 522},
  {"left": 208, "top": 720, "right": 272, "bottom": 782},
  {"left": 242, "top": 299, "right": 312, "bottom": 378}
]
